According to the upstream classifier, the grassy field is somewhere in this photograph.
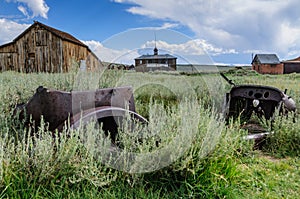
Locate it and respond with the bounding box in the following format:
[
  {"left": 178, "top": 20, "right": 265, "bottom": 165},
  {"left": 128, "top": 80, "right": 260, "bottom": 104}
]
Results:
[{"left": 0, "top": 69, "right": 299, "bottom": 198}]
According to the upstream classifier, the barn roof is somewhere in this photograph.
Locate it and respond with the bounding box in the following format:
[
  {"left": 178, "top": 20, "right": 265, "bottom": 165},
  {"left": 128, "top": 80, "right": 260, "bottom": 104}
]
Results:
[
  {"left": 135, "top": 54, "right": 177, "bottom": 60},
  {"left": 282, "top": 56, "right": 300, "bottom": 63},
  {"left": 252, "top": 54, "right": 280, "bottom": 64},
  {"left": 12, "top": 21, "right": 88, "bottom": 48}
]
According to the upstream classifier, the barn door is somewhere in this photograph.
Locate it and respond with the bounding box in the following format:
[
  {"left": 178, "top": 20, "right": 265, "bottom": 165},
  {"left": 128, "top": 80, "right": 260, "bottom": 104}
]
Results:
[{"left": 25, "top": 53, "right": 35, "bottom": 73}]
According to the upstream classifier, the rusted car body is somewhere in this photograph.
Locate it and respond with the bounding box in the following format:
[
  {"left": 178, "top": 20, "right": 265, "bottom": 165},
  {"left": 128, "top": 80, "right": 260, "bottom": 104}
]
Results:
[
  {"left": 221, "top": 72, "right": 297, "bottom": 146},
  {"left": 221, "top": 73, "right": 296, "bottom": 123},
  {"left": 222, "top": 85, "right": 285, "bottom": 122},
  {"left": 15, "top": 86, "right": 147, "bottom": 141}
]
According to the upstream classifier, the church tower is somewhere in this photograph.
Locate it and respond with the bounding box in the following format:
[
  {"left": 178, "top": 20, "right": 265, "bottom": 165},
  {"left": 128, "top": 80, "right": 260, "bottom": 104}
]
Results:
[{"left": 154, "top": 46, "right": 158, "bottom": 55}]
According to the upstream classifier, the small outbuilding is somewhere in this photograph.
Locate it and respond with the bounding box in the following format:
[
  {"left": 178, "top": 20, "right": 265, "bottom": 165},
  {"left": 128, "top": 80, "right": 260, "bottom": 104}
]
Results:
[
  {"left": 281, "top": 56, "right": 300, "bottom": 74},
  {"left": 251, "top": 54, "right": 283, "bottom": 74},
  {"left": 134, "top": 47, "right": 177, "bottom": 72},
  {"left": 0, "top": 21, "right": 100, "bottom": 73}
]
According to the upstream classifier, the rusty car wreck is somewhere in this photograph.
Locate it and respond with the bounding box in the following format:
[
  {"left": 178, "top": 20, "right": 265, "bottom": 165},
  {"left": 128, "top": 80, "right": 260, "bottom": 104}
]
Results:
[
  {"left": 15, "top": 86, "right": 147, "bottom": 143},
  {"left": 221, "top": 73, "right": 297, "bottom": 144}
]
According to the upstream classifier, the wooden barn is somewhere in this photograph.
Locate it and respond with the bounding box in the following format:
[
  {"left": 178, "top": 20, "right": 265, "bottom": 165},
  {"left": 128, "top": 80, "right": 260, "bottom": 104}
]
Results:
[
  {"left": 134, "top": 47, "right": 177, "bottom": 72},
  {"left": 251, "top": 54, "right": 283, "bottom": 74},
  {"left": 281, "top": 56, "right": 300, "bottom": 74},
  {"left": 0, "top": 21, "right": 100, "bottom": 73}
]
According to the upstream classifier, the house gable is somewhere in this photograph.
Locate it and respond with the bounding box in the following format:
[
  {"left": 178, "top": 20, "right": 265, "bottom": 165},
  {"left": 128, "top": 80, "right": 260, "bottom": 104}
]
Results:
[
  {"left": 0, "top": 21, "right": 100, "bottom": 73},
  {"left": 11, "top": 21, "right": 88, "bottom": 48},
  {"left": 252, "top": 54, "right": 280, "bottom": 64}
]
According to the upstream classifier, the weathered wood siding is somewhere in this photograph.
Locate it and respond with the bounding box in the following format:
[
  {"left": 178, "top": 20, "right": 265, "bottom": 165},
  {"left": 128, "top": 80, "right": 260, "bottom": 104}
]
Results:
[
  {"left": 0, "top": 43, "right": 18, "bottom": 71},
  {"left": 86, "top": 52, "right": 101, "bottom": 70},
  {"left": 0, "top": 22, "right": 100, "bottom": 73},
  {"left": 35, "top": 28, "right": 63, "bottom": 73},
  {"left": 8, "top": 24, "right": 65, "bottom": 73},
  {"left": 63, "top": 41, "right": 87, "bottom": 72}
]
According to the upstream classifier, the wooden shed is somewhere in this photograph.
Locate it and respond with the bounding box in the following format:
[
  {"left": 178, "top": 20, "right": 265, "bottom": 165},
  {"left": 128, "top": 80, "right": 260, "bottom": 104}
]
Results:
[
  {"left": 251, "top": 54, "right": 283, "bottom": 74},
  {"left": 0, "top": 21, "right": 100, "bottom": 73},
  {"left": 281, "top": 56, "right": 300, "bottom": 74}
]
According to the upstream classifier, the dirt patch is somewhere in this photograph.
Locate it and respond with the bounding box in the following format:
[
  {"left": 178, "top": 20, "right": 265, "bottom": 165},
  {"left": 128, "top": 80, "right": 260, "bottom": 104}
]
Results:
[{"left": 257, "top": 151, "right": 289, "bottom": 163}]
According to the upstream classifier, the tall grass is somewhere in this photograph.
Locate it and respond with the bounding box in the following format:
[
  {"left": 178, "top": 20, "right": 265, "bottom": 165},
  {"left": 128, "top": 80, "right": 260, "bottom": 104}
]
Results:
[{"left": 0, "top": 70, "right": 299, "bottom": 198}]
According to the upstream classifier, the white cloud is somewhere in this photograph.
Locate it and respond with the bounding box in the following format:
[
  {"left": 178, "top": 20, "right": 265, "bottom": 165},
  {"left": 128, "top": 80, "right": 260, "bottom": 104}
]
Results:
[
  {"left": 83, "top": 40, "right": 140, "bottom": 64},
  {"left": 83, "top": 38, "right": 231, "bottom": 65},
  {"left": 274, "top": 22, "right": 300, "bottom": 52},
  {"left": 160, "top": 22, "right": 179, "bottom": 29},
  {"left": 0, "top": 19, "right": 30, "bottom": 45},
  {"left": 130, "top": 23, "right": 179, "bottom": 31},
  {"left": 6, "top": 0, "right": 49, "bottom": 18},
  {"left": 141, "top": 39, "right": 236, "bottom": 56},
  {"left": 114, "top": 0, "right": 300, "bottom": 59},
  {"left": 112, "top": 0, "right": 126, "bottom": 3},
  {"left": 285, "top": 50, "right": 300, "bottom": 59},
  {"left": 0, "top": 1, "right": 48, "bottom": 44},
  {"left": 83, "top": 40, "right": 103, "bottom": 52},
  {"left": 17, "top": 5, "right": 29, "bottom": 18}
]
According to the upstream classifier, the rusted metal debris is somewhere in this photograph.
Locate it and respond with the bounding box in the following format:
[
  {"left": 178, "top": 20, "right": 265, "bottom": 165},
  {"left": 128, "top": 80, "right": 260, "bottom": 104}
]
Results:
[
  {"left": 14, "top": 86, "right": 147, "bottom": 142},
  {"left": 221, "top": 72, "right": 297, "bottom": 145},
  {"left": 223, "top": 84, "right": 286, "bottom": 121},
  {"left": 221, "top": 73, "right": 296, "bottom": 122}
]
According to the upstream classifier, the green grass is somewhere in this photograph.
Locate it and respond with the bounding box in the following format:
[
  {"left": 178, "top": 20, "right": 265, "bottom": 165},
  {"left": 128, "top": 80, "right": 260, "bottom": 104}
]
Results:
[
  {"left": 238, "top": 151, "right": 300, "bottom": 199},
  {"left": 0, "top": 70, "right": 299, "bottom": 198}
]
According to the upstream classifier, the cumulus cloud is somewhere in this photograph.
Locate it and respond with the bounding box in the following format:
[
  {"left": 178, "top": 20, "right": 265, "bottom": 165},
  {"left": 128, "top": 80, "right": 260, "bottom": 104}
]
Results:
[
  {"left": 0, "top": 19, "right": 30, "bottom": 45},
  {"left": 113, "top": 0, "right": 300, "bottom": 59},
  {"left": 83, "top": 40, "right": 103, "bottom": 52},
  {"left": 141, "top": 39, "right": 236, "bottom": 56},
  {"left": 83, "top": 40, "right": 140, "bottom": 64},
  {"left": 6, "top": 0, "right": 49, "bottom": 18},
  {"left": 83, "top": 39, "right": 220, "bottom": 65},
  {"left": 160, "top": 22, "right": 179, "bottom": 29},
  {"left": 0, "top": 1, "right": 48, "bottom": 44},
  {"left": 17, "top": 5, "right": 29, "bottom": 18}
]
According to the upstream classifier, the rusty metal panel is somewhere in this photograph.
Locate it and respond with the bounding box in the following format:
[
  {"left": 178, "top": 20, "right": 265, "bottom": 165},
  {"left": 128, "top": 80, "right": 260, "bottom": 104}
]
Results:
[
  {"left": 229, "top": 85, "right": 283, "bottom": 102},
  {"left": 225, "top": 85, "right": 283, "bottom": 121},
  {"left": 16, "top": 86, "right": 136, "bottom": 132}
]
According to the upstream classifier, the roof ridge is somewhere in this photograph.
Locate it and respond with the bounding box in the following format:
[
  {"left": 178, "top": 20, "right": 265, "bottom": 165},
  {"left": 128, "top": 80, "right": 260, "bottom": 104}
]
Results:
[
  {"left": 33, "top": 21, "right": 87, "bottom": 47},
  {"left": 135, "top": 53, "right": 177, "bottom": 59},
  {"left": 9, "top": 21, "right": 88, "bottom": 48},
  {"left": 252, "top": 53, "right": 280, "bottom": 64}
]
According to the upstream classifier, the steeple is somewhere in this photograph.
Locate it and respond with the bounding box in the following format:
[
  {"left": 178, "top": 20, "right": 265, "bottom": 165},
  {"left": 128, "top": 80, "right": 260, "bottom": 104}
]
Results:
[
  {"left": 154, "top": 32, "right": 158, "bottom": 55},
  {"left": 154, "top": 46, "right": 158, "bottom": 55}
]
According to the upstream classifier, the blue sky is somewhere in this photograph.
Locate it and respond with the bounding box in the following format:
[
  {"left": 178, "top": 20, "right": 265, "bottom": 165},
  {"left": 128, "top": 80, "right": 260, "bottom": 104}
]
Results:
[{"left": 1, "top": 0, "right": 300, "bottom": 65}]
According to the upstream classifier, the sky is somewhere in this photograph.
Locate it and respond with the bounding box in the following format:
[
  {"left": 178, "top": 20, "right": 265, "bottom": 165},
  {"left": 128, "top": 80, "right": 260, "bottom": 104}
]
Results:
[{"left": 1, "top": 0, "right": 300, "bottom": 65}]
